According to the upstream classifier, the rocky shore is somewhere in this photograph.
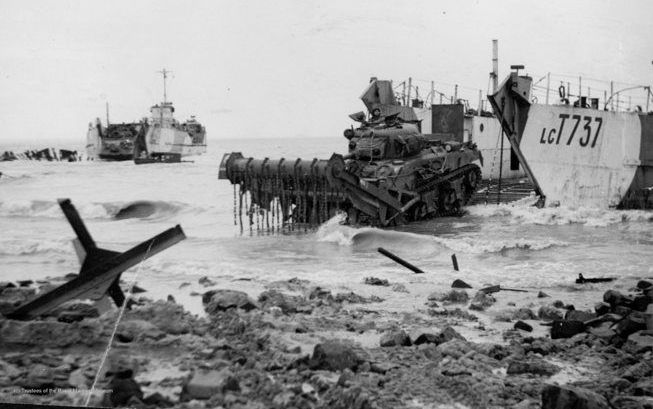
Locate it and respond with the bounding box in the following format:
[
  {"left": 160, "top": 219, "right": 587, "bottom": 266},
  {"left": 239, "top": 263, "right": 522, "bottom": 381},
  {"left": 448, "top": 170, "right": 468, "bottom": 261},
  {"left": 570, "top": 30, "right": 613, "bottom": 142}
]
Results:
[{"left": 1, "top": 275, "right": 653, "bottom": 408}]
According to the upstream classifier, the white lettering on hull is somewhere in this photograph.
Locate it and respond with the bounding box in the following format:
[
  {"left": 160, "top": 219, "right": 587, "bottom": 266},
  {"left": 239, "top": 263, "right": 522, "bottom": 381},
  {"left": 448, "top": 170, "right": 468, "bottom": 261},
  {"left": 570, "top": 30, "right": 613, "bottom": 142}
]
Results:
[{"left": 521, "top": 105, "right": 640, "bottom": 208}]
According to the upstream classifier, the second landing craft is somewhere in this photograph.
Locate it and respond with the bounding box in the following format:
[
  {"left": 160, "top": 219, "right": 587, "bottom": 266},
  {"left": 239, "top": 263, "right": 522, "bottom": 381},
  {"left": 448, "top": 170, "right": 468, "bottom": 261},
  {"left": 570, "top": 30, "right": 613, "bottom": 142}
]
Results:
[{"left": 86, "top": 69, "right": 207, "bottom": 163}]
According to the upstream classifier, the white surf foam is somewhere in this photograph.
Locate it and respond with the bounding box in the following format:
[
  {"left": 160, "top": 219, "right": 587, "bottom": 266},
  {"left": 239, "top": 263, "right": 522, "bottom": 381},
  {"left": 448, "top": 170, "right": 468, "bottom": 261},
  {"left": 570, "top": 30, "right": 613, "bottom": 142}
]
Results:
[
  {"left": 467, "top": 201, "right": 653, "bottom": 227},
  {"left": 0, "top": 238, "right": 72, "bottom": 256},
  {"left": 314, "top": 213, "right": 567, "bottom": 254}
]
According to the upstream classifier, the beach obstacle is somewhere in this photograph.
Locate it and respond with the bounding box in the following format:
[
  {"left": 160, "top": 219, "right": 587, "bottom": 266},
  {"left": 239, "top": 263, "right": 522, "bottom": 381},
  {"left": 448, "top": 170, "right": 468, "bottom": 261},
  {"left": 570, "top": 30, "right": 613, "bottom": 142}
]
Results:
[{"left": 5, "top": 199, "right": 186, "bottom": 320}]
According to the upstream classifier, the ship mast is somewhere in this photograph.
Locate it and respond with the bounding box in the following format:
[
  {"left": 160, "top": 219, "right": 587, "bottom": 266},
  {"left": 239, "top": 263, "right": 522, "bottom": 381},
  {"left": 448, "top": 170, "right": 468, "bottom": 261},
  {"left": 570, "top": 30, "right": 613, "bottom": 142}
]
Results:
[{"left": 158, "top": 68, "right": 172, "bottom": 104}]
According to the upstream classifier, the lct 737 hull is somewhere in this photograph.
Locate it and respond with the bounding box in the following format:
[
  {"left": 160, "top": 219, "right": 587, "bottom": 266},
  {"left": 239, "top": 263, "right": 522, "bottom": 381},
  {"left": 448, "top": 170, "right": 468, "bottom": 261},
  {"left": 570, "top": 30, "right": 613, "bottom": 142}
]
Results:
[{"left": 489, "top": 71, "right": 652, "bottom": 209}]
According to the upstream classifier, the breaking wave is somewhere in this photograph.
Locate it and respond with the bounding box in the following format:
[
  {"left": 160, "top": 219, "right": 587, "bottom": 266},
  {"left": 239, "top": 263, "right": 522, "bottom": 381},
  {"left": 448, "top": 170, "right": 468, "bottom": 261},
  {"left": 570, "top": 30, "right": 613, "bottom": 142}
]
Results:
[
  {"left": 431, "top": 236, "right": 567, "bottom": 254},
  {"left": 0, "top": 199, "right": 189, "bottom": 220},
  {"left": 315, "top": 214, "right": 566, "bottom": 254},
  {"left": 467, "top": 202, "right": 653, "bottom": 227}
]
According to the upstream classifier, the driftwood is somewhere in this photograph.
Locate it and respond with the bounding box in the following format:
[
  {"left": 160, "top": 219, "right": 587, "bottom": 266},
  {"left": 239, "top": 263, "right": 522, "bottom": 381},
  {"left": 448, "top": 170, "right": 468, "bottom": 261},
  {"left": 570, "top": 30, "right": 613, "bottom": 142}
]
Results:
[{"left": 378, "top": 247, "right": 426, "bottom": 274}]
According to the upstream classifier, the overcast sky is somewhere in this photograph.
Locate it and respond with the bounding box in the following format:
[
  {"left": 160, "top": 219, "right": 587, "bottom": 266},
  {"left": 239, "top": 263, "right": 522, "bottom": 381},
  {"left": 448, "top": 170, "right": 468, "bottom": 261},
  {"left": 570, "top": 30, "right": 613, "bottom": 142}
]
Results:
[{"left": 1, "top": 0, "right": 652, "bottom": 142}]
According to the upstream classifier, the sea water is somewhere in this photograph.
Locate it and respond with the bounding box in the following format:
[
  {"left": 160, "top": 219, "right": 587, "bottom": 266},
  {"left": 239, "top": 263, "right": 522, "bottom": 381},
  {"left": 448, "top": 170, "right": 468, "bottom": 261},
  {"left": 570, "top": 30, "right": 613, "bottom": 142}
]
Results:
[{"left": 1, "top": 137, "right": 652, "bottom": 319}]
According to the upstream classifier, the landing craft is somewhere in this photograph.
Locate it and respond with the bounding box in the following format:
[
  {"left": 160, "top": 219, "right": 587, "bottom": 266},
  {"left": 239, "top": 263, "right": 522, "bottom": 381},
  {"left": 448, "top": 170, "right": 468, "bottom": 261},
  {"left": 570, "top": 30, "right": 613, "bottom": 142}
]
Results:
[
  {"left": 489, "top": 66, "right": 653, "bottom": 209},
  {"left": 86, "top": 69, "right": 207, "bottom": 163}
]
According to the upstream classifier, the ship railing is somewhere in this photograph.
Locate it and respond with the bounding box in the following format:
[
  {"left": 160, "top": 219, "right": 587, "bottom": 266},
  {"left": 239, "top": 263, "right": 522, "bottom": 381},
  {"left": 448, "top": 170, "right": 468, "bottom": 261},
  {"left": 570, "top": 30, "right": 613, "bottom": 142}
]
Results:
[
  {"left": 531, "top": 72, "right": 653, "bottom": 113},
  {"left": 389, "top": 74, "right": 653, "bottom": 117}
]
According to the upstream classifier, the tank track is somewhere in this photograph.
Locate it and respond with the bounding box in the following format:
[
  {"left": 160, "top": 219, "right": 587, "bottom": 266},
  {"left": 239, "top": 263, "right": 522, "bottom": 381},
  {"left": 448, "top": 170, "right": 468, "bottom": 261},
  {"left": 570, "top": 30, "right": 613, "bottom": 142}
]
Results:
[
  {"left": 416, "top": 164, "right": 482, "bottom": 218},
  {"left": 415, "top": 164, "right": 480, "bottom": 194}
]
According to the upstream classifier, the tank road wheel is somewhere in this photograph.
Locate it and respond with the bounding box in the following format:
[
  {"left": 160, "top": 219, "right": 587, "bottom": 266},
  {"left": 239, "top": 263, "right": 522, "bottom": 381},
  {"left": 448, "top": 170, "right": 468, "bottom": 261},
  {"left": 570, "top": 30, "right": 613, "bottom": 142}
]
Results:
[
  {"left": 463, "top": 167, "right": 481, "bottom": 204},
  {"left": 439, "top": 188, "right": 461, "bottom": 216},
  {"left": 409, "top": 202, "right": 429, "bottom": 222}
]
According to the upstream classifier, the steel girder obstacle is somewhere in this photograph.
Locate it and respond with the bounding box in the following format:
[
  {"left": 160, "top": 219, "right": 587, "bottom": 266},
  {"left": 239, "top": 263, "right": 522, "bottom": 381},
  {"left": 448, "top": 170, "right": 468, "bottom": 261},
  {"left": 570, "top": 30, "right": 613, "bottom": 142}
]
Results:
[{"left": 5, "top": 198, "right": 186, "bottom": 320}]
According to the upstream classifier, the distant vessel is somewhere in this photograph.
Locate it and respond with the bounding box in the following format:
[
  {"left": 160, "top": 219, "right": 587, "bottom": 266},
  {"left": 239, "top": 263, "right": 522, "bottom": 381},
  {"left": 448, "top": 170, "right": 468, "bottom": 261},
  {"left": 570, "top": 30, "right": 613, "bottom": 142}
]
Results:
[
  {"left": 489, "top": 65, "right": 653, "bottom": 209},
  {"left": 134, "top": 69, "right": 207, "bottom": 164},
  {"left": 86, "top": 69, "right": 206, "bottom": 162},
  {"left": 86, "top": 115, "right": 147, "bottom": 161}
]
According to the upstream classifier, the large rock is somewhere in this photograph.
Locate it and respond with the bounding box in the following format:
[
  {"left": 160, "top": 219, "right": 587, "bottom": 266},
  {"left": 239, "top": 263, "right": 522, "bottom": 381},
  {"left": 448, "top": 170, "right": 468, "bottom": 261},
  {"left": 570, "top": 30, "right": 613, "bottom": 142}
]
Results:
[
  {"left": 594, "top": 302, "right": 611, "bottom": 315},
  {"left": 436, "top": 339, "right": 473, "bottom": 359},
  {"left": 413, "top": 333, "right": 439, "bottom": 345},
  {"left": 541, "top": 384, "right": 609, "bottom": 409},
  {"left": 614, "top": 312, "right": 647, "bottom": 338},
  {"left": 507, "top": 358, "right": 559, "bottom": 376},
  {"left": 0, "top": 287, "right": 36, "bottom": 314},
  {"left": 125, "top": 300, "right": 193, "bottom": 334},
  {"left": 182, "top": 368, "right": 240, "bottom": 400},
  {"left": 414, "top": 326, "right": 465, "bottom": 346},
  {"left": 512, "top": 308, "right": 537, "bottom": 320},
  {"left": 379, "top": 329, "right": 411, "bottom": 347},
  {"left": 625, "top": 331, "right": 653, "bottom": 353},
  {"left": 469, "top": 291, "right": 496, "bottom": 311},
  {"left": 538, "top": 305, "right": 564, "bottom": 321},
  {"left": 428, "top": 290, "right": 469, "bottom": 304},
  {"left": 451, "top": 279, "right": 472, "bottom": 289},
  {"left": 603, "top": 290, "right": 628, "bottom": 307},
  {"left": 117, "top": 319, "right": 166, "bottom": 342},
  {"left": 527, "top": 338, "right": 557, "bottom": 356},
  {"left": 258, "top": 290, "right": 301, "bottom": 314},
  {"left": 310, "top": 340, "right": 365, "bottom": 372},
  {"left": 565, "top": 309, "right": 596, "bottom": 322},
  {"left": 308, "top": 286, "right": 333, "bottom": 301},
  {"left": 364, "top": 277, "right": 390, "bottom": 286},
  {"left": 637, "top": 280, "right": 653, "bottom": 290},
  {"left": 203, "top": 289, "right": 258, "bottom": 314},
  {"left": 107, "top": 377, "right": 143, "bottom": 406},
  {"left": 631, "top": 295, "right": 652, "bottom": 312},
  {"left": 514, "top": 321, "right": 533, "bottom": 332},
  {"left": 551, "top": 320, "right": 586, "bottom": 339},
  {"left": 438, "top": 326, "right": 466, "bottom": 343},
  {"left": 0, "top": 282, "right": 16, "bottom": 291},
  {"left": 587, "top": 321, "right": 616, "bottom": 340},
  {"left": 334, "top": 292, "right": 383, "bottom": 304}
]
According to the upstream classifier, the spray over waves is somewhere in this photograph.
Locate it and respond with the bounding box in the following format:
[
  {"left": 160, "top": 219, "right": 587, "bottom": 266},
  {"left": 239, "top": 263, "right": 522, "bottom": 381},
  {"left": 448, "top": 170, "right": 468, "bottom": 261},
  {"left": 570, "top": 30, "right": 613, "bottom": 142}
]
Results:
[
  {"left": 467, "top": 201, "right": 653, "bottom": 227},
  {"left": 0, "top": 199, "right": 190, "bottom": 220},
  {"left": 314, "top": 213, "right": 566, "bottom": 254}
]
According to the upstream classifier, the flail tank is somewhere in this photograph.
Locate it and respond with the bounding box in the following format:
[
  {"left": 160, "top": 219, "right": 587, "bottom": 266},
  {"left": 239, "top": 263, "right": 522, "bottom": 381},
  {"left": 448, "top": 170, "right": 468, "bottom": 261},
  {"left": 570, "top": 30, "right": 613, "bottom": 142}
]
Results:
[{"left": 219, "top": 82, "right": 484, "bottom": 228}]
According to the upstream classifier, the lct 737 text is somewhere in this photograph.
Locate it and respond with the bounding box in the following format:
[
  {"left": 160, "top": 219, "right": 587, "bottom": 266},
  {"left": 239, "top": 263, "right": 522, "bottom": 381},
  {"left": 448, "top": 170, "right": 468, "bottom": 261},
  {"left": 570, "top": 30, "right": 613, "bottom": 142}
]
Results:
[{"left": 540, "top": 114, "right": 603, "bottom": 148}]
